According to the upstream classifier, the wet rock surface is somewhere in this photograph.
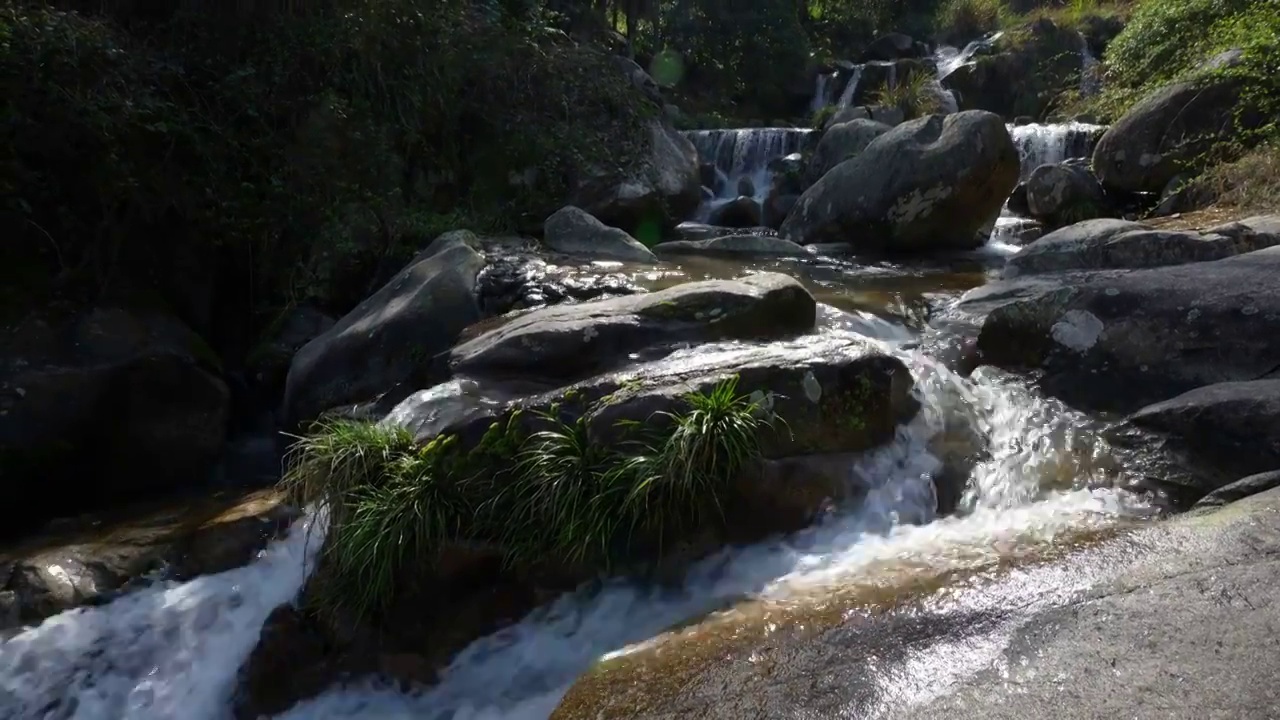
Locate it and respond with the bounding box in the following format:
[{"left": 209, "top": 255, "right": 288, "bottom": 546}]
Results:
[
  {"left": 652, "top": 235, "right": 807, "bottom": 257},
  {"left": 551, "top": 488, "right": 1280, "bottom": 720},
  {"left": 450, "top": 273, "right": 818, "bottom": 383},
  {"left": 970, "top": 246, "right": 1280, "bottom": 413},
  {"left": 0, "top": 490, "right": 297, "bottom": 632}
]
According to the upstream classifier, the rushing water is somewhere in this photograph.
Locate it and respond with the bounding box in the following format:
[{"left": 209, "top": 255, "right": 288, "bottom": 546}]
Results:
[
  {"left": 684, "top": 127, "right": 813, "bottom": 222},
  {"left": 0, "top": 247, "right": 1151, "bottom": 720}
]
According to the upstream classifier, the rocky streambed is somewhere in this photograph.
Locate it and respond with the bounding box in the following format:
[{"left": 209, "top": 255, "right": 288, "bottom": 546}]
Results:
[{"left": 3, "top": 36, "right": 1280, "bottom": 717}]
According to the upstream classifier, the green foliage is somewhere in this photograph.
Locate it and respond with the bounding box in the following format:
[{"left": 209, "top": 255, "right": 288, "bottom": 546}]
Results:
[
  {"left": 933, "top": 0, "right": 1013, "bottom": 42},
  {"left": 1074, "top": 0, "right": 1280, "bottom": 156},
  {"left": 1, "top": 0, "right": 653, "bottom": 325},
  {"left": 284, "top": 376, "right": 776, "bottom": 622},
  {"left": 870, "top": 70, "right": 946, "bottom": 119}
]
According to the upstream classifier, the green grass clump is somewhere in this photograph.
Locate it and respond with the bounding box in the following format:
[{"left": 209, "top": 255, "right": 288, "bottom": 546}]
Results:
[
  {"left": 284, "top": 377, "right": 778, "bottom": 622},
  {"left": 870, "top": 70, "right": 948, "bottom": 119}
]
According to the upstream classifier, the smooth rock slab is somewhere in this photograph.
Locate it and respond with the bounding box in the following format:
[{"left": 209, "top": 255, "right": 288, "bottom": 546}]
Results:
[
  {"left": 449, "top": 273, "right": 817, "bottom": 382},
  {"left": 1002, "top": 217, "right": 1280, "bottom": 277},
  {"left": 652, "top": 235, "right": 808, "bottom": 257}
]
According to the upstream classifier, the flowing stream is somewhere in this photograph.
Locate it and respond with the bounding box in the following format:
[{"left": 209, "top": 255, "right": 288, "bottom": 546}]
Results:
[{"left": 0, "top": 247, "right": 1152, "bottom": 719}]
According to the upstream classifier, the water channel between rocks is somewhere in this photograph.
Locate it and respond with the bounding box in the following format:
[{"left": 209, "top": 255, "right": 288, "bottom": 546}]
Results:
[{"left": 0, "top": 246, "right": 1161, "bottom": 720}]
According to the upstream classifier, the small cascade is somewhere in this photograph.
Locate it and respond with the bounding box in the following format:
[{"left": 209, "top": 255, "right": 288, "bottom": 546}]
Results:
[
  {"left": 835, "top": 65, "right": 865, "bottom": 109},
  {"left": 935, "top": 31, "right": 1004, "bottom": 80},
  {"left": 929, "top": 47, "right": 961, "bottom": 114},
  {"left": 1008, "top": 122, "right": 1106, "bottom": 180},
  {"left": 684, "top": 127, "right": 813, "bottom": 222},
  {"left": 1078, "top": 32, "right": 1102, "bottom": 97},
  {"left": 810, "top": 72, "right": 836, "bottom": 114},
  {"left": 0, "top": 311, "right": 1151, "bottom": 720}
]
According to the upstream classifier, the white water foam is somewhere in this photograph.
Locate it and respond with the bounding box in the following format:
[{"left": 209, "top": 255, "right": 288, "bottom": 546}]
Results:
[
  {"left": 0, "top": 321, "right": 1148, "bottom": 720},
  {"left": 0, "top": 512, "right": 326, "bottom": 720}
]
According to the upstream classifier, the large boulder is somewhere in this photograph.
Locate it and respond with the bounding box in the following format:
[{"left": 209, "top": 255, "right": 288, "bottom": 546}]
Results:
[
  {"left": 1109, "top": 381, "right": 1280, "bottom": 507},
  {"left": 1092, "top": 65, "right": 1264, "bottom": 194},
  {"left": 1003, "top": 216, "right": 1280, "bottom": 277},
  {"left": 570, "top": 120, "right": 702, "bottom": 236},
  {"left": 971, "top": 245, "right": 1280, "bottom": 413},
  {"left": 805, "top": 118, "right": 893, "bottom": 185},
  {"left": 1024, "top": 161, "right": 1108, "bottom": 228},
  {"left": 449, "top": 273, "right": 816, "bottom": 382},
  {"left": 1, "top": 307, "right": 230, "bottom": 535},
  {"left": 542, "top": 206, "right": 657, "bottom": 263},
  {"left": 282, "top": 231, "right": 486, "bottom": 426},
  {"left": 780, "top": 111, "right": 1019, "bottom": 251}
]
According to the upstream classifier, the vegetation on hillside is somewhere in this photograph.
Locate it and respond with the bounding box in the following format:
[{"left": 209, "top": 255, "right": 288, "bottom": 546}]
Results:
[
  {"left": 284, "top": 377, "right": 780, "bottom": 621},
  {"left": 1, "top": 0, "right": 654, "bottom": 336}
]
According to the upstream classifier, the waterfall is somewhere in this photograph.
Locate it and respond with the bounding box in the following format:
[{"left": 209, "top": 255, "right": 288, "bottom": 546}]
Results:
[
  {"left": 684, "top": 127, "right": 813, "bottom": 221},
  {"left": 1078, "top": 32, "right": 1101, "bottom": 97},
  {"left": 1008, "top": 122, "right": 1106, "bottom": 180},
  {"left": 835, "top": 65, "right": 865, "bottom": 108},
  {"left": 810, "top": 72, "right": 836, "bottom": 114},
  {"left": 0, "top": 313, "right": 1149, "bottom": 720}
]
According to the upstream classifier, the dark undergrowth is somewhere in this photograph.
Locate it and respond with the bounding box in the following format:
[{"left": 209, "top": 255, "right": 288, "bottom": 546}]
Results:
[{"left": 0, "top": 0, "right": 653, "bottom": 342}]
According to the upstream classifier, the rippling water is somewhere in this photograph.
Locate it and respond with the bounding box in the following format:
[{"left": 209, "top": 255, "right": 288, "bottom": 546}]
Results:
[{"left": 0, "top": 252, "right": 1153, "bottom": 720}]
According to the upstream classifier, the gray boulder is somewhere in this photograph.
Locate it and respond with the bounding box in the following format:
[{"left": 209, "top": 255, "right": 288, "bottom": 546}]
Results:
[
  {"left": 283, "top": 231, "right": 486, "bottom": 425},
  {"left": 1025, "top": 161, "right": 1107, "bottom": 228},
  {"left": 571, "top": 120, "right": 702, "bottom": 235},
  {"left": 707, "top": 196, "right": 763, "bottom": 228},
  {"left": 449, "top": 273, "right": 816, "bottom": 383},
  {"left": 1092, "top": 70, "right": 1264, "bottom": 194},
  {"left": 805, "top": 119, "right": 893, "bottom": 185},
  {"left": 1110, "top": 381, "right": 1280, "bottom": 507},
  {"left": 1, "top": 307, "right": 230, "bottom": 532},
  {"left": 653, "top": 235, "right": 807, "bottom": 257},
  {"left": 1004, "top": 217, "right": 1280, "bottom": 277},
  {"left": 972, "top": 246, "right": 1280, "bottom": 413},
  {"left": 1193, "top": 471, "right": 1280, "bottom": 509},
  {"left": 542, "top": 206, "right": 656, "bottom": 263},
  {"left": 781, "top": 111, "right": 1019, "bottom": 251}
]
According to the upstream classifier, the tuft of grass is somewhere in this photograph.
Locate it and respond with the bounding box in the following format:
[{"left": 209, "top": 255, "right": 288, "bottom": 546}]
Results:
[
  {"left": 499, "top": 416, "right": 630, "bottom": 568},
  {"left": 283, "top": 422, "right": 474, "bottom": 619},
  {"left": 625, "top": 376, "right": 782, "bottom": 542},
  {"left": 870, "top": 70, "right": 947, "bottom": 119},
  {"left": 280, "top": 419, "right": 419, "bottom": 523},
  {"left": 282, "top": 376, "right": 779, "bottom": 621}
]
